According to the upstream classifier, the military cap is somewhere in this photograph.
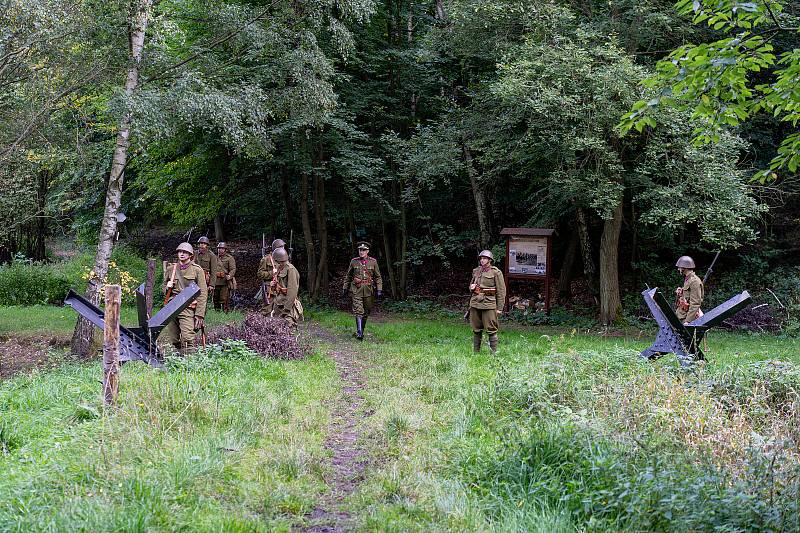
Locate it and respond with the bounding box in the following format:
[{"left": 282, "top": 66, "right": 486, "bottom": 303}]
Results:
[
  {"left": 675, "top": 256, "right": 696, "bottom": 269},
  {"left": 176, "top": 242, "right": 194, "bottom": 256},
  {"left": 272, "top": 247, "right": 289, "bottom": 262},
  {"left": 478, "top": 249, "right": 494, "bottom": 261},
  {"left": 357, "top": 241, "right": 371, "bottom": 250},
  {"left": 197, "top": 236, "right": 210, "bottom": 244}
]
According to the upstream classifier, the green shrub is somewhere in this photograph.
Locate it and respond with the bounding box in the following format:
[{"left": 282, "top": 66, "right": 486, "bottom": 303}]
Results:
[{"left": 0, "top": 245, "right": 148, "bottom": 306}]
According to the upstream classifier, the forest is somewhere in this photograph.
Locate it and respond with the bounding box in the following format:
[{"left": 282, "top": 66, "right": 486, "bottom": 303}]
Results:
[{"left": 3, "top": 0, "right": 799, "bottom": 328}]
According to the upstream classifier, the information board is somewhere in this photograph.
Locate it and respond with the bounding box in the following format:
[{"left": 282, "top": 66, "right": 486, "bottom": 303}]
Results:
[{"left": 508, "top": 235, "right": 548, "bottom": 276}]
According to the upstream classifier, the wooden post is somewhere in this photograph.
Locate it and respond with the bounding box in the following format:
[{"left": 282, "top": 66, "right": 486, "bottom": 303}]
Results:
[
  {"left": 145, "top": 259, "right": 155, "bottom": 318},
  {"left": 103, "top": 284, "right": 121, "bottom": 406}
]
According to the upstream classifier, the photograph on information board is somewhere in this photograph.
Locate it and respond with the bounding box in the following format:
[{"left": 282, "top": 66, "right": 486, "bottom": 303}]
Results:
[{"left": 508, "top": 236, "right": 547, "bottom": 275}]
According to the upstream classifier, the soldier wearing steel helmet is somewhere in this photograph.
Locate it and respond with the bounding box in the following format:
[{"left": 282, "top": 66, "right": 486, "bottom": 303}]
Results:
[
  {"left": 195, "top": 236, "right": 218, "bottom": 314},
  {"left": 214, "top": 241, "right": 236, "bottom": 313},
  {"left": 469, "top": 249, "right": 506, "bottom": 353},
  {"left": 157, "top": 242, "right": 208, "bottom": 355},
  {"left": 270, "top": 247, "right": 303, "bottom": 328},
  {"left": 343, "top": 241, "right": 383, "bottom": 340},
  {"left": 675, "top": 255, "right": 704, "bottom": 324},
  {"left": 257, "top": 238, "right": 287, "bottom": 317}
]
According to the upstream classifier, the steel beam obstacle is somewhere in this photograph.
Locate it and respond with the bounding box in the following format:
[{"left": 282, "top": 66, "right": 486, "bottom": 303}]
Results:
[
  {"left": 64, "top": 283, "right": 200, "bottom": 368},
  {"left": 640, "top": 287, "right": 752, "bottom": 366}
]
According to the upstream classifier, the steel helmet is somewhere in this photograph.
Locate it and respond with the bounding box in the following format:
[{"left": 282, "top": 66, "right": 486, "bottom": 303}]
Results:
[
  {"left": 478, "top": 249, "right": 494, "bottom": 261},
  {"left": 675, "top": 256, "right": 696, "bottom": 269},
  {"left": 197, "top": 236, "right": 210, "bottom": 244},
  {"left": 272, "top": 247, "right": 289, "bottom": 262},
  {"left": 176, "top": 242, "right": 194, "bottom": 256},
  {"left": 217, "top": 241, "right": 227, "bottom": 249},
  {"left": 271, "top": 238, "right": 286, "bottom": 249}
]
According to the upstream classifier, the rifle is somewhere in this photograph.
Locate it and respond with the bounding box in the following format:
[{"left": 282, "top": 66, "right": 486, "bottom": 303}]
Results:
[
  {"left": 288, "top": 229, "right": 294, "bottom": 261},
  {"left": 163, "top": 261, "right": 178, "bottom": 306},
  {"left": 261, "top": 234, "right": 271, "bottom": 306},
  {"left": 703, "top": 250, "right": 721, "bottom": 284},
  {"left": 268, "top": 252, "right": 278, "bottom": 317}
]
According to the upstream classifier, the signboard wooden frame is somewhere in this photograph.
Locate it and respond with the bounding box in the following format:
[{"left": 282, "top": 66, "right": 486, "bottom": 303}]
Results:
[{"left": 500, "top": 228, "right": 554, "bottom": 314}]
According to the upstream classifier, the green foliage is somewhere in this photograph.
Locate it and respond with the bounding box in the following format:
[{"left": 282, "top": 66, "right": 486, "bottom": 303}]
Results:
[
  {"left": 0, "top": 245, "right": 147, "bottom": 306},
  {"left": 620, "top": 0, "right": 800, "bottom": 180}
]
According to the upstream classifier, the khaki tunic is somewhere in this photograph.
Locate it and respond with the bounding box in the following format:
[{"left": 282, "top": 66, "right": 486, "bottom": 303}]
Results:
[
  {"left": 157, "top": 261, "right": 208, "bottom": 352},
  {"left": 214, "top": 253, "right": 236, "bottom": 309},
  {"left": 676, "top": 271, "right": 704, "bottom": 323},
  {"left": 257, "top": 255, "right": 278, "bottom": 315},
  {"left": 273, "top": 262, "right": 302, "bottom": 327},
  {"left": 469, "top": 265, "right": 506, "bottom": 334},
  {"left": 344, "top": 256, "right": 383, "bottom": 316},
  {"left": 195, "top": 249, "right": 217, "bottom": 314}
]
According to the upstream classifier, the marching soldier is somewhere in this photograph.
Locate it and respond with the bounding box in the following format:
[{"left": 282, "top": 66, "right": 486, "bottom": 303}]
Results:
[
  {"left": 257, "top": 239, "right": 286, "bottom": 316},
  {"left": 157, "top": 242, "right": 208, "bottom": 355},
  {"left": 195, "top": 236, "right": 218, "bottom": 314},
  {"left": 270, "top": 247, "right": 303, "bottom": 328},
  {"left": 675, "top": 255, "right": 704, "bottom": 324},
  {"left": 343, "top": 241, "right": 382, "bottom": 340},
  {"left": 214, "top": 242, "right": 236, "bottom": 313},
  {"left": 469, "top": 250, "right": 506, "bottom": 353}
]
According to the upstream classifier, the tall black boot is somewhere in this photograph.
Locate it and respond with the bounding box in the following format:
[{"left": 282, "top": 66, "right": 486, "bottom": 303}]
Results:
[
  {"left": 488, "top": 333, "right": 498, "bottom": 354},
  {"left": 362, "top": 315, "right": 368, "bottom": 338},
  {"left": 356, "top": 315, "right": 364, "bottom": 340},
  {"left": 473, "top": 332, "right": 482, "bottom": 353}
]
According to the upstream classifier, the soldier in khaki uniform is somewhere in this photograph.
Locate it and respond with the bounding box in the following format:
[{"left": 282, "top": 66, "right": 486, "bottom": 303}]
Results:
[
  {"left": 257, "top": 239, "right": 286, "bottom": 316},
  {"left": 270, "top": 247, "right": 302, "bottom": 328},
  {"left": 157, "top": 242, "right": 208, "bottom": 355},
  {"left": 469, "top": 250, "right": 506, "bottom": 353},
  {"left": 214, "top": 241, "right": 236, "bottom": 313},
  {"left": 343, "top": 241, "right": 382, "bottom": 340},
  {"left": 675, "top": 255, "right": 704, "bottom": 324},
  {"left": 195, "top": 236, "right": 218, "bottom": 314}
]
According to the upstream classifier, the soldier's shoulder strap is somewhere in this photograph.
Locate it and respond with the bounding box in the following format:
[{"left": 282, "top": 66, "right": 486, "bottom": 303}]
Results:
[
  {"left": 351, "top": 257, "right": 360, "bottom": 262},
  {"left": 491, "top": 266, "right": 503, "bottom": 274}
]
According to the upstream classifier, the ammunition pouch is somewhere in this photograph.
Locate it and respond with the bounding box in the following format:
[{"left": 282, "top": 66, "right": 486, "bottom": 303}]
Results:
[{"left": 216, "top": 271, "right": 226, "bottom": 279}]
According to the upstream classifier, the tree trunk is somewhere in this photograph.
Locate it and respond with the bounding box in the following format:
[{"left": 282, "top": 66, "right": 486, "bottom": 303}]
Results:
[
  {"left": 557, "top": 228, "right": 579, "bottom": 302},
  {"left": 300, "top": 172, "right": 317, "bottom": 294},
  {"left": 435, "top": 0, "right": 446, "bottom": 21},
  {"left": 398, "top": 200, "right": 408, "bottom": 299},
  {"left": 462, "top": 141, "right": 491, "bottom": 249},
  {"left": 71, "top": 0, "right": 152, "bottom": 356},
  {"left": 379, "top": 203, "right": 398, "bottom": 298},
  {"left": 599, "top": 200, "right": 624, "bottom": 325},
  {"left": 213, "top": 215, "right": 225, "bottom": 242},
  {"left": 280, "top": 172, "right": 292, "bottom": 233},
  {"left": 34, "top": 169, "right": 48, "bottom": 261},
  {"left": 575, "top": 206, "right": 599, "bottom": 303},
  {"left": 312, "top": 169, "right": 328, "bottom": 299}
]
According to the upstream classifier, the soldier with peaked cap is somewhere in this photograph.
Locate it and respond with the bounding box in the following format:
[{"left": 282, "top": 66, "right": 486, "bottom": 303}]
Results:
[
  {"left": 343, "top": 241, "right": 383, "bottom": 340},
  {"left": 157, "top": 242, "right": 208, "bottom": 355},
  {"left": 214, "top": 241, "right": 236, "bottom": 313},
  {"left": 675, "top": 255, "right": 704, "bottom": 324},
  {"left": 195, "top": 236, "right": 218, "bottom": 314},
  {"left": 469, "top": 249, "right": 506, "bottom": 353},
  {"left": 270, "top": 247, "right": 303, "bottom": 328}
]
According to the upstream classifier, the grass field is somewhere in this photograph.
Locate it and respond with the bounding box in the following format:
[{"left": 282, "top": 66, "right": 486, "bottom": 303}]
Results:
[{"left": 2, "top": 307, "right": 799, "bottom": 531}]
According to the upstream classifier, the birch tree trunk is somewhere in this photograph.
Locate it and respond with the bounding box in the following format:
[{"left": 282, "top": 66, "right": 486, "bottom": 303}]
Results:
[{"left": 71, "top": 0, "right": 152, "bottom": 356}]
